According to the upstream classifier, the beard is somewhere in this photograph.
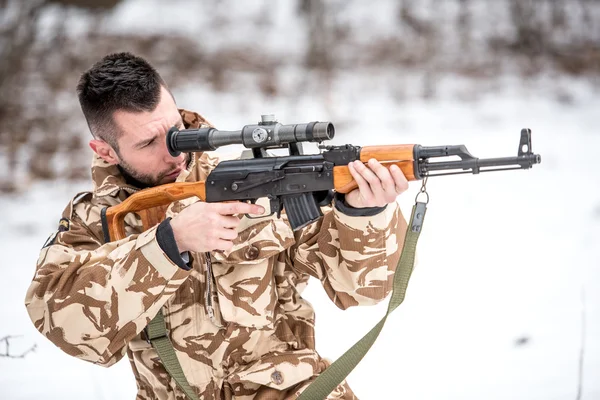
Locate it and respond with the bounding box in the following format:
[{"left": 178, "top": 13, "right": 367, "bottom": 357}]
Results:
[{"left": 117, "top": 153, "right": 190, "bottom": 188}]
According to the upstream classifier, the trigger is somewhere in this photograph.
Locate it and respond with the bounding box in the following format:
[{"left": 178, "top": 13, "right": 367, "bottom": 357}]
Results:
[
  {"left": 243, "top": 199, "right": 256, "bottom": 219},
  {"left": 245, "top": 198, "right": 274, "bottom": 220}
]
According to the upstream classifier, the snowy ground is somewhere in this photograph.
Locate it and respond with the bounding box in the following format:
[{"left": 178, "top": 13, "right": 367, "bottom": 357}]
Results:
[{"left": 1, "top": 70, "right": 598, "bottom": 400}]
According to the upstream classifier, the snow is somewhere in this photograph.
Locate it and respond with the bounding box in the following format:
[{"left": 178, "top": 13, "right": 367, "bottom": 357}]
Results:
[
  {"left": 1, "top": 1, "right": 599, "bottom": 399},
  {"left": 2, "top": 75, "right": 598, "bottom": 399}
]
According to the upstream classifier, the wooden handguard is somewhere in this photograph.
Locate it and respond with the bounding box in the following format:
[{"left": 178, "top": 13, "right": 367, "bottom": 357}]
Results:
[
  {"left": 105, "top": 181, "right": 206, "bottom": 241},
  {"left": 333, "top": 145, "right": 418, "bottom": 193}
]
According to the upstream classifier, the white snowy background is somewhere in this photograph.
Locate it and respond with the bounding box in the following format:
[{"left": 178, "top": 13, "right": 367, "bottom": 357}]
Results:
[{"left": 1, "top": 1, "right": 598, "bottom": 399}]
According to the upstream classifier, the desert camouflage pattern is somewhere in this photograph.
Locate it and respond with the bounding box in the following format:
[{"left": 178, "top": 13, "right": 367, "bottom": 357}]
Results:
[{"left": 25, "top": 110, "right": 407, "bottom": 399}]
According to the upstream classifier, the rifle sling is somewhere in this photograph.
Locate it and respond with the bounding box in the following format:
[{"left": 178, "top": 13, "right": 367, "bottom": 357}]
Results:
[
  {"left": 146, "top": 311, "right": 200, "bottom": 400},
  {"left": 296, "top": 200, "right": 426, "bottom": 399}
]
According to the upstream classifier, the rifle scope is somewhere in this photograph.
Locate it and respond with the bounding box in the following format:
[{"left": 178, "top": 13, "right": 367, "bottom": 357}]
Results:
[{"left": 167, "top": 114, "right": 335, "bottom": 156}]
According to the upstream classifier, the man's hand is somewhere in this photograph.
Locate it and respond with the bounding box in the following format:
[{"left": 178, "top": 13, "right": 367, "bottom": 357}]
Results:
[
  {"left": 170, "top": 202, "right": 264, "bottom": 253},
  {"left": 345, "top": 159, "right": 409, "bottom": 208}
]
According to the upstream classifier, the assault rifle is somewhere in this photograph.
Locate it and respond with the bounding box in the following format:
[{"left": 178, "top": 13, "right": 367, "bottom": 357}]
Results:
[
  {"left": 103, "top": 114, "right": 541, "bottom": 400},
  {"left": 105, "top": 114, "right": 541, "bottom": 240}
]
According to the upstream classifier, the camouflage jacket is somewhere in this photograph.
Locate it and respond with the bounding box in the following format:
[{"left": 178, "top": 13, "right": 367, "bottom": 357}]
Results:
[{"left": 25, "top": 110, "right": 407, "bottom": 400}]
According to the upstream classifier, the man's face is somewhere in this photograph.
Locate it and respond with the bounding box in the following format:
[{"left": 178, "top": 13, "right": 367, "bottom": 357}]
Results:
[{"left": 110, "top": 86, "right": 189, "bottom": 187}]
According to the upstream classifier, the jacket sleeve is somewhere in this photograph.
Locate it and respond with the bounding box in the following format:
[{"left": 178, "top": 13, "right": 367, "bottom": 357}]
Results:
[
  {"left": 289, "top": 195, "right": 408, "bottom": 310},
  {"left": 24, "top": 196, "right": 191, "bottom": 367}
]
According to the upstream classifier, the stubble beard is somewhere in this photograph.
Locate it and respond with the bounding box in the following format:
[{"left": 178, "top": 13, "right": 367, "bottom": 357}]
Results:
[{"left": 118, "top": 152, "right": 190, "bottom": 187}]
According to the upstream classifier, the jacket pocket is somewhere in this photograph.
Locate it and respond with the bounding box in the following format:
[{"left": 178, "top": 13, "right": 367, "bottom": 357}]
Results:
[
  {"left": 227, "top": 349, "right": 319, "bottom": 391},
  {"left": 210, "top": 217, "right": 295, "bottom": 328}
]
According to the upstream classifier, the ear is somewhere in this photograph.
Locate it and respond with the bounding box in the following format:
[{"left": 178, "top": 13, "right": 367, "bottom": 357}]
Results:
[{"left": 89, "top": 139, "right": 119, "bottom": 165}]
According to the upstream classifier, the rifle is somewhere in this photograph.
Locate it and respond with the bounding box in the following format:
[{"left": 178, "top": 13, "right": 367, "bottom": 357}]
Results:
[
  {"left": 103, "top": 114, "right": 541, "bottom": 399},
  {"left": 105, "top": 114, "right": 541, "bottom": 241}
]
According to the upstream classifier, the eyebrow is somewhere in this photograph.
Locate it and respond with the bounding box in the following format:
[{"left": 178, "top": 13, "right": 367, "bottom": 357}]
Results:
[
  {"left": 134, "top": 120, "right": 183, "bottom": 149},
  {"left": 134, "top": 134, "right": 160, "bottom": 149}
]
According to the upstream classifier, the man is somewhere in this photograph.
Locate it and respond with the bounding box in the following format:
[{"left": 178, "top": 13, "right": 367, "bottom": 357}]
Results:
[{"left": 25, "top": 52, "right": 409, "bottom": 399}]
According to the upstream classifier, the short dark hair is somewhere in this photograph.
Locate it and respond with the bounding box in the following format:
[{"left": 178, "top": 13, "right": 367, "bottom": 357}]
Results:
[{"left": 76, "top": 52, "right": 168, "bottom": 150}]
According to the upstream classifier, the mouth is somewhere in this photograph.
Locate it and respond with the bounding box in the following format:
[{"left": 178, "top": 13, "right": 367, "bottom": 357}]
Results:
[
  {"left": 164, "top": 157, "right": 189, "bottom": 181},
  {"left": 165, "top": 167, "right": 182, "bottom": 178}
]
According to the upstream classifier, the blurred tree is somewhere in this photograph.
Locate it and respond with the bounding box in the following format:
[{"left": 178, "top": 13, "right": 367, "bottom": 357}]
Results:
[
  {"left": 0, "top": 0, "right": 598, "bottom": 193},
  {"left": 46, "top": 0, "right": 123, "bottom": 8},
  {"left": 0, "top": 0, "right": 121, "bottom": 191},
  {"left": 0, "top": 0, "right": 204, "bottom": 192},
  {"left": 299, "top": 0, "right": 333, "bottom": 70},
  {"left": 509, "top": 0, "right": 545, "bottom": 57},
  {"left": 457, "top": 0, "right": 471, "bottom": 52}
]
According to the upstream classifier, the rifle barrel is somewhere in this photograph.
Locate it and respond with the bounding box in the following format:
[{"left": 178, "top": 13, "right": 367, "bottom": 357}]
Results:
[{"left": 421, "top": 154, "right": 541, "bottom": 176}]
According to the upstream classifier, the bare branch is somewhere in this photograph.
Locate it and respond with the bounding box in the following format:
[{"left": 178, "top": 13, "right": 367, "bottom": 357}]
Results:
[{"left": 0, "top": 335, "right": 37, "bottom": 359}]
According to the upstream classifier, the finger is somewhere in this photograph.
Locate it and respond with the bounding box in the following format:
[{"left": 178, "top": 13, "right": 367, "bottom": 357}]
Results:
[
  {"left": 368, "top": 159, "right": 396, "bottom": 195},
  {"left": 219, "top": 215, "right": 240, "bottom": 229},
  {"left": 213, "top": 201, "right": 265, "bottom": 216},
  {"left": 359, "top": 160, "right": 387, "bottom": 202},
  {"left": 217, "top": 227, "right": 238, "bottom": 241},
  {"left": 355, "top": 160, "right": 383, "bottom": 187},
  {"left": 213, "top": 238, "right": 235, "bottom": 252},
  {"left": 348, "top": 161, "right": 374, "bottom": 201},
  {"left": 389, "top": 164, "right": 409, "bottom": 194}
]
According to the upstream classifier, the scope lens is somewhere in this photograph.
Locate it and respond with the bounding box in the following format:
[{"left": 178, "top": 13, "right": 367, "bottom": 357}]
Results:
[
  {"left": 326, "top": 122, "right": 334, "bottom": 139},
  {"left": 167, "top": 127, "right": 181, "bottom": 157},
  {"left": 312, "top": 122, "right": 335, "bottom": 141}
]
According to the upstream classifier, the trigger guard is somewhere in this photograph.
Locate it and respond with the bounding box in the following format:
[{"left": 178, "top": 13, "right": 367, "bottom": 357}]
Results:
[{"left": 245, "top": 210, "right": 275, "bottom": 220}]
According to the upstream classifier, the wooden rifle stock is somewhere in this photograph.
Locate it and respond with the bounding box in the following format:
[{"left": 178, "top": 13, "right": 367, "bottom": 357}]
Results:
[{"left": 105, "top": 182, "right": 207, "bottom": 241}]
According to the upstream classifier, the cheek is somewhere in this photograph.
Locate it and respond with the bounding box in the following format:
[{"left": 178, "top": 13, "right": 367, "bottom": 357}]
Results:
[{"left": 125, "top": 151, "right": 165, "bottom": 174}]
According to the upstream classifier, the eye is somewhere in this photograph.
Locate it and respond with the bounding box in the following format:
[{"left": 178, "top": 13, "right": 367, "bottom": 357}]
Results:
[{"left": 142, "top": 138, "right": 155, "bottom": 148}]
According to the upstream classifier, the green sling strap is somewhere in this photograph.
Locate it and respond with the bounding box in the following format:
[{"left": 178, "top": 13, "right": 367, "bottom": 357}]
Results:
[
  {"left": 146, "top": 310, "right": 200, "bottom": 400},
  {"left": 297, "top": 199, "right": 426, "bottom": 399},
  {"left": 145, "top": 197, "right": 427, "bottom": 400}
]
